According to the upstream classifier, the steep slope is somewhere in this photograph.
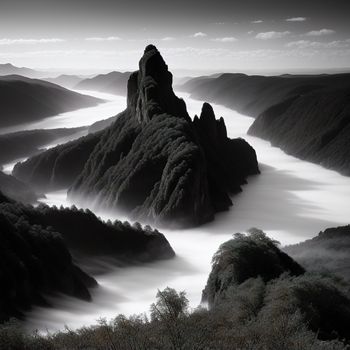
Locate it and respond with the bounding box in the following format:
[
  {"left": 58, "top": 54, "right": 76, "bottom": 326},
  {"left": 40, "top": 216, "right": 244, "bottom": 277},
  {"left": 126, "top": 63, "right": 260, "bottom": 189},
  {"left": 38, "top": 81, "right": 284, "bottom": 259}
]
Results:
[
  {"left": 180, "top": 73, "right": 350, "bottom": 175},
  {"left": 0, "top": 75, "right": 103, "bottom": 128},
  {"left": 75, "top": 71, "right": 131, "bottom": 95},
  {"left": 248, "top": 86, "right": 350, "bottom": 175},
  {"left": 0, "top": 193, "right": 96, "bottom": 322},
  {"left": 0, "top": 127, "right": 86, "bottom": 166},
  {"left": 13, "top": 132, "right": 102, "bottom": 191},
  {"left": 0, "top": 171, "right": 39, "bottom": 203},
  {"left": 0, "top": 192, "right": 174, "bottom": 322},
  {"left": 14, "top": 45, "right": 259, "bottom": 227}
]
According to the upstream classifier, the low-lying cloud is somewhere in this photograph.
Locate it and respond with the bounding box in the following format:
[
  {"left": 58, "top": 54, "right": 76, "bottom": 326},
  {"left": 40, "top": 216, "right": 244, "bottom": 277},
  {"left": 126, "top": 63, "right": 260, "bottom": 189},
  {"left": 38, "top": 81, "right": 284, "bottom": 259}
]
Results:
[
  {"left": 306, "top": 29, "right": 335, "bottom": 36},
  {"left": 255, "top": 31, "right": 291, "bottom": 40},
  {"left": 286, "top": 17, "right": 307, "bottom": 22},
  {"left": 211, "top": 37, "right": 237, "bottom": 43}
]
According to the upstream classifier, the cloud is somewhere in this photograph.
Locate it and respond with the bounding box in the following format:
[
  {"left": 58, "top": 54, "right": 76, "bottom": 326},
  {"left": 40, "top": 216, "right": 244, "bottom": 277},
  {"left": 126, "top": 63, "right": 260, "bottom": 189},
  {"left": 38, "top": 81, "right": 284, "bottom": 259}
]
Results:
[
  {"left": 211, "top": 37, "right": 237, "bottom": 43},
  {"left": 255, "top": 31, "right": 291, "bottom": 40},
  {"left": 252, "top": 20, "right": 263, "bottom": 24},
  {"left": 85, "top": 36, "right": 121, "bottom": 41},
  {"left": 286, "top": 39, "right": 350, "bottom": 49},
  {"left": 161, "top": 37, "right": 175, "bottom": 41},
  {"left": 306, "top": 29, "right": 335, "bottom": 36},
  {"left": 0, "top": 38, "right": 65, "bottom": 45},
  {"left": 191, "top": 32, "right": 207, "bottom": 38},
  {"left": 286, "top": 17, "right": 307, "bottom": 22}
]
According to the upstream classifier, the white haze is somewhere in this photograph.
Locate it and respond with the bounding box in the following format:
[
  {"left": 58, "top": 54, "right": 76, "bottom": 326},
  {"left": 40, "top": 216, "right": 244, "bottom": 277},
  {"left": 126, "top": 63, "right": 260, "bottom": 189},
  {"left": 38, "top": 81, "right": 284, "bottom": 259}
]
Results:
[
  {"left": 17, "top": 90, "right": 350, "bottom": 332},
  {"left": 0, "top": 91, "right": 126, "bottom": 135}
]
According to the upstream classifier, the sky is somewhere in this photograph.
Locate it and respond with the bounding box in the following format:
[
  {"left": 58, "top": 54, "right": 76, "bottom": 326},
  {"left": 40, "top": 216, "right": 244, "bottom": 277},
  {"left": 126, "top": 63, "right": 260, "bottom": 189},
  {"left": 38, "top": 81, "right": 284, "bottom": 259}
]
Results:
[{"left": 0, "top": 0, "right": 350, "bottom": 74}]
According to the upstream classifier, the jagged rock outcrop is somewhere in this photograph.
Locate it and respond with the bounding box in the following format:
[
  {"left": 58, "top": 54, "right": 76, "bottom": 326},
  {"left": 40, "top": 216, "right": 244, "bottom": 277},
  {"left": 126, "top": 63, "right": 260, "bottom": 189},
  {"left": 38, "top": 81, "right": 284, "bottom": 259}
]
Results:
[
  {"left": 14, "top": 45, "right": 259, "bottom": 227},
  {"left": 179, "top": 73, "right": 350, "bottom": 175}
]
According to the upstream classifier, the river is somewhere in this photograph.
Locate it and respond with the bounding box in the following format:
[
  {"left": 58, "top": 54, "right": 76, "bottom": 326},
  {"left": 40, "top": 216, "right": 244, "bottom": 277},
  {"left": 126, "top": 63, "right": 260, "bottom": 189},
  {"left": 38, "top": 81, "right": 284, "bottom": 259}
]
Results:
[{"left": 20, "top": 90, "right": 350, "bottom": 332}]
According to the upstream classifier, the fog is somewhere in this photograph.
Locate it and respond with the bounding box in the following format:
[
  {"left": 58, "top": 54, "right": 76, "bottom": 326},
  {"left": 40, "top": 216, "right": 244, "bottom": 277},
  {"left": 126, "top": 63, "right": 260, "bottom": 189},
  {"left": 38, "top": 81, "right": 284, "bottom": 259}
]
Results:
[
  {"left": 20, "top": 91, "right": 350, "bottom": 332},
  {"left": 0, "top": 91, "right": 126, "bottom": 135}
]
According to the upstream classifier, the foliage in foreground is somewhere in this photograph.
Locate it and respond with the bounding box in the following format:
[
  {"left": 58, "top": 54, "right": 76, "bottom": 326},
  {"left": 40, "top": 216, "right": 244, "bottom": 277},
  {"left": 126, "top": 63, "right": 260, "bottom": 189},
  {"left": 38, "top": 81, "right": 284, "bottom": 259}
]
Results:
[
  {"left": 1, "top": 230, "right": 350, "bottom": 350},
  {"left": 0, "top": 285, "right": 348, "bottom": 350}
]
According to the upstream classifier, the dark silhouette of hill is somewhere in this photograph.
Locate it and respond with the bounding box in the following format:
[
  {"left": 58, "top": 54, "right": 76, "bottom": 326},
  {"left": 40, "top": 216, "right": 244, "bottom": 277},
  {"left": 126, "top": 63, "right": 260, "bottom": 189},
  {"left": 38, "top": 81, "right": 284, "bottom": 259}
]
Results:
[
  {"left": 0, "top": 192, "right": 96, "bottom": 322},
  {"left": 180, "top": 73, "right": 350, "bottom": 175},
  {"left": 284, "top": 225, "right": 350, "bottom": 282},
  {"left": 42, "top": 74, "right": 86, "bottom": 89},
  {"left": 0, "top": 171, "right": 39, "bottom": 203},
  {"left": 0, "top": 63, "right": 45, "bottom": 78},
  {"left": 13, "top": 132, "right": 102, "bottom": 191},
  {"left": 14, "top": 45, "right": 259, "bottom": 227},
  {"left": 0, "top": 191, "right": 174, "bottom": 322},
  {"left": 0, "top": 127, "right": 86, "bottom": 166},
  {"left": 0, "top": 75, "right": 104, "bottom": 128},
  {"left": 202, "top": 228, "right": 305, "bottom": 307},
  {"left": 75, "top": 71, "right": 131, "bottom": 96},
  {"left": 202, "top": 229, "right": 350, "bottom": 342},
  {"left": 248, "top": 86, "right": 350, "bottom": 175},
  {"left": 3, "top": 230, "right": 350, "bottom": 348}
]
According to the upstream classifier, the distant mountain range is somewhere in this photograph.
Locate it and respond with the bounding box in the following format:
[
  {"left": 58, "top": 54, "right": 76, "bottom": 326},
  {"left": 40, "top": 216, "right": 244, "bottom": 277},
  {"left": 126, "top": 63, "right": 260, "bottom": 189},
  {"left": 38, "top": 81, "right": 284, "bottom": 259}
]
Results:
[
  {"left": 0, "top": 75, "right": 103, "bottom": 128},
  {"left": 74, "top": 71, "right": 131, "bottom": 95},
  {"left": 179, "top": 73, "right": 350, "bottom": 175},
  {"left": 42, "top": 74, "right": 87, "bottom": 89},
  {"left": 0, "top": 63, "right": 46, "bottom": 78}
]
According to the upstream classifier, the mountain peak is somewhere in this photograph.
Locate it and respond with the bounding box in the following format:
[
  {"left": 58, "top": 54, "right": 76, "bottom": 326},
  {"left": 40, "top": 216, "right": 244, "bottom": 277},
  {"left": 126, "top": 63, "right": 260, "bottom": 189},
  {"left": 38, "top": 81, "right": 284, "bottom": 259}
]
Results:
[{"left": 127, "top": 44, "right": 189, "bottom": 123}]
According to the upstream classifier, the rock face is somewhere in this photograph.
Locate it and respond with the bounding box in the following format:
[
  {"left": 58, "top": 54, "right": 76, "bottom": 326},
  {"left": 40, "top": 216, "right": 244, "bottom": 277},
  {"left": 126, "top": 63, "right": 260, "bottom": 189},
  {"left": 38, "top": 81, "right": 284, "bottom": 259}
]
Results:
[
  {"left": 180, "top": 73, "right": 350, "bottom": 175},
  {"left": 14, "top": 45, "right": 259, "bottom": 227}
]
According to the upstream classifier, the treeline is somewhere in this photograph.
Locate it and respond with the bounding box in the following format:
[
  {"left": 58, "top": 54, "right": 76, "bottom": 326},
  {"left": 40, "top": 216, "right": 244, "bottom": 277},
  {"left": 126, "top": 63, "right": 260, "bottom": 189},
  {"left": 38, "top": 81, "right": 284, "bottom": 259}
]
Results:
[
  {"left": 0, "top": 192, "right": 175, "bottom": 323},
  {"left": 284, "top": 225, "right": 350, "bottom": 282},
  {"left": 1, "top": 229, "right": 349, "bottom": 349}
]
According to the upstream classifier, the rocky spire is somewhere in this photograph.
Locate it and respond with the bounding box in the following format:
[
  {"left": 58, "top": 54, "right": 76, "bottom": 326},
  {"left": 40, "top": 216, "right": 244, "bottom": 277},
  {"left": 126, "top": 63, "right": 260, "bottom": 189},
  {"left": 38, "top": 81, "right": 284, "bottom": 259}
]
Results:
[{"left": 127, "top": 45, "right": 190, "bottom": 123}]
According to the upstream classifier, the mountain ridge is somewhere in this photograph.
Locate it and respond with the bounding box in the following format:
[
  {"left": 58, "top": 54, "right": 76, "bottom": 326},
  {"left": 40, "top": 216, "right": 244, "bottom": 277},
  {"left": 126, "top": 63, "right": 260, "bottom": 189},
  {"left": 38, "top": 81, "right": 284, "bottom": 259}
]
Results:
[{"left": 14, "top": 45, "right": 259, "bottom": 227}]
